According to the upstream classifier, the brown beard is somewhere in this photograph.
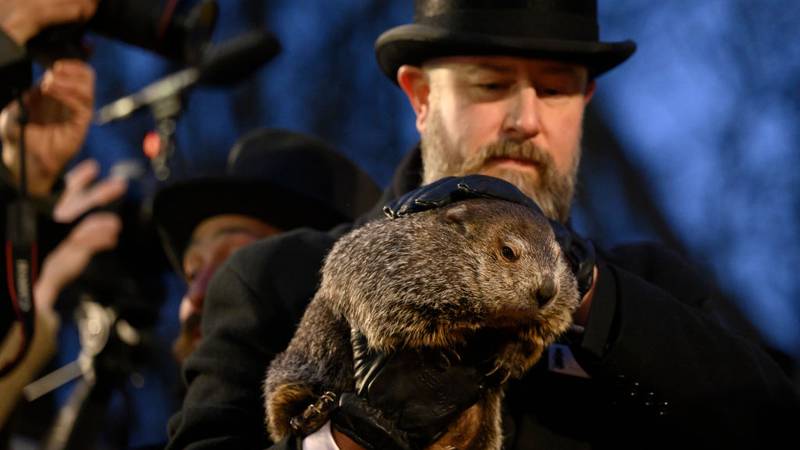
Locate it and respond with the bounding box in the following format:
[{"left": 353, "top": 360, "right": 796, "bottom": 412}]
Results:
[
  {"left": 173, "top": 313, "right": 202, "bottom": 363},
  {"left": 420, "top": 110, "right": 579, "bottom": 223}
]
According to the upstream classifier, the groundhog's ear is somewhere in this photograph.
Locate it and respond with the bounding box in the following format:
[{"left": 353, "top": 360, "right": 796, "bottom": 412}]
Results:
[{"left": 441, "top": 202, "right": 472, "bottom": 233}]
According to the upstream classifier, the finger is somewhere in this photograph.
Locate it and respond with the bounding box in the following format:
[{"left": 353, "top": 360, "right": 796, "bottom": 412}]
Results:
[
  {"left": 0, "top": 102, "right": 21, "bottom": 142},
  {"left": 53, "top": 176, "right": 127, "bottom": 223},
  {"left": 85, "top": 176, "right": 128, "bottom": 207},
  {"left": 37, "top": 1, "right": 97, "bottom": 27},
  {"left": 41, "top": 75, "right": 95, "bottom": 113},
  {"left": 38, "top": 211, "right": 121, "bottom": 299},
  {"left": 63, "top": 159, "right": 100, "bottom": 192},
  {"left": 68, "top": 212, "right": 122, "bottom": 252},
  {"left": 54, "top": 159, "right": 101, "bottom": 222},
  {"left": 51, "top": 59, "right": 96, "bottom": 81},
  {"left": 49, "top": 61, "right": 96, "bottom": 97},
  {"left": 41, "top": 60, "right": 94, "bottom": 99},
  {"left": 77, "top": 0, "right": 100, "bottom": 21}
]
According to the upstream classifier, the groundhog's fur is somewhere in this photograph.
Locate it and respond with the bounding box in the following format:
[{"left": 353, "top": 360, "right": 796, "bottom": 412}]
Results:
[{"left": 264, "top": 198, "right": 580, "bottom": 449}]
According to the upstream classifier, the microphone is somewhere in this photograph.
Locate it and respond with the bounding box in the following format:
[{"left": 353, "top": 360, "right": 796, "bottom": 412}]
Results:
[
  {"left": 197, "top": 30, "right": 281, "bottom": 85},
  {"left": 95, "top": 29, "right": 281, "bottom": 125}
]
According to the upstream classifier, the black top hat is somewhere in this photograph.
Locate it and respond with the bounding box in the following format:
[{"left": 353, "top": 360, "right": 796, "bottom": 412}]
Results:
[
  {"left": 375, "top": 0, "right": 636, "bottom": 82},
  {"left": 152, "top": 128, "right": 381, "bottom": 271}
]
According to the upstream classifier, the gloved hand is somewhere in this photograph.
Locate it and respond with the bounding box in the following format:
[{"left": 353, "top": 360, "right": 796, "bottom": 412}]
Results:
[
  {"left": 331, "top": 329, "right": 496, "bottom": 450},
  {"left": 384, "top": 175, "right": 595, "bottom": 297}
]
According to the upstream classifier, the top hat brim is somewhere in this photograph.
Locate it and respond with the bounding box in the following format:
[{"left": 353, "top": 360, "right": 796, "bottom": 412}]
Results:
[
  {"left": 152, "top": 177, "right": 355, "bottom": 274},
  {"left": 375, "top": 24, "right": 636, "bottom": 82}
]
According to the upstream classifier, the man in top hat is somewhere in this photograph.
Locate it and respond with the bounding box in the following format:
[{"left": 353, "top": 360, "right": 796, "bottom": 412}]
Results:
[
  {"left": 167, "top": 2, "right": 800, "bottom": 449},
  {"left": 152, "top": 128, "right": 380, "bottom": 362}
]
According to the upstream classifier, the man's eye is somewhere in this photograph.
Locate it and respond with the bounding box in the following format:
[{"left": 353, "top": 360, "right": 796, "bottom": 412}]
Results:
[
  {"left": 476, "top": 82, "right": 508, "bottom": 91},
  {"left": 538, "top": 86, "right": 564, "bottom": 97}
]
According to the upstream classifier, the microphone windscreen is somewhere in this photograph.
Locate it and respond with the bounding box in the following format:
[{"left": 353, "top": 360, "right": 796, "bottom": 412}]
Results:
[{"left": 198, "top": 30, "right": 281, "bottom": 86}]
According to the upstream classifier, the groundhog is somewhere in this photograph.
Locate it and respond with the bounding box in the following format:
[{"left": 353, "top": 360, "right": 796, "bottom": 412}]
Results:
[{"left": 264, "top": 197, "right": 580, "bottom": 449}]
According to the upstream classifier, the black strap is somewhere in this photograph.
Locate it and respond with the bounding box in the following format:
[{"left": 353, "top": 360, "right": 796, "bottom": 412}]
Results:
[{"left": 0, "top": 93, "right": 38, "bottom": 377}]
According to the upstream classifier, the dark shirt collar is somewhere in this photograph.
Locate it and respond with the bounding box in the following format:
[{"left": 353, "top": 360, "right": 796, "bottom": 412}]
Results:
[{"left": 355, "top": 143, "right": 423, "bottom": 227}]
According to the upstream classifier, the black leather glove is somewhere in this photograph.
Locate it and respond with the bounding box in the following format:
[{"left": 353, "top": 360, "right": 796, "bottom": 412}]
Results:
[
  {"left": 331, "top": 329, "right": 496, "bottom": 450},
  {"left": 384, "top": 175, "right": 596, "bottom": 297}
]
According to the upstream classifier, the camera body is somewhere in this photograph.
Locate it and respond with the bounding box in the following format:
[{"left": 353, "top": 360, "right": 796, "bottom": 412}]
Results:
[{"left": 27, "top": 0, "right": 218, "bottom": 65}]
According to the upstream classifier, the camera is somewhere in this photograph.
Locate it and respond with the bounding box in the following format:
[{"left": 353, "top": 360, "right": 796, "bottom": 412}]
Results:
[{"left": 27, "top": 0, "right": 218, "bottom": 65}]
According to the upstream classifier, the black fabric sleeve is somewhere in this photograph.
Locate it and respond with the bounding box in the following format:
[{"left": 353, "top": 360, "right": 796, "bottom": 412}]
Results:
[{"left": 571, "top": 244, "right": 800, "bottom": 446}]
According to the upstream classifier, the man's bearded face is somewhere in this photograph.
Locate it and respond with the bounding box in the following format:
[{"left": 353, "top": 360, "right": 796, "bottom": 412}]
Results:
[{"left": 421, "top": 107, "right": 580, "bottom": 223}]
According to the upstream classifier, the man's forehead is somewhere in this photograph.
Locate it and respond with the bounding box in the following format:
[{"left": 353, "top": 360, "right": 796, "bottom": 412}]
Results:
[
  {"left": 423, "top": 55, "right": 588, "bottom": 78},
  {"left": 187, "top": 214, "right": 275, "bottom": 249}
]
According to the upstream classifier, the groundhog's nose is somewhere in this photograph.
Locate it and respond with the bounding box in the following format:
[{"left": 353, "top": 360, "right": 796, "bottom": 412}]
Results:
[{"left": 535, "top": 277, "right": 557, "bottom": 308}]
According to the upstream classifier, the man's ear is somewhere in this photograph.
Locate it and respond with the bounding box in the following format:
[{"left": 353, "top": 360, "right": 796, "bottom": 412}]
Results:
[
  {"left": 397, "top": 65, "right": 431, "bottom": 133},
  {"left": 583, "top": 79, "right": 596, "bottom": 105}
]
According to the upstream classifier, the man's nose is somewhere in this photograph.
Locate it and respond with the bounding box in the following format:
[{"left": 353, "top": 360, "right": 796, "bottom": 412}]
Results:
[
  {"left": 503, "top": 86, "right": 541, "bottom": 140},
  {"left": 179, "top": 265, "right": 216, "bottom": 324}
]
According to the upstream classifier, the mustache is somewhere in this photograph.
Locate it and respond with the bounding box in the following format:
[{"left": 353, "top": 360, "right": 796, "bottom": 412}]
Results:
[
  {"left": 458, "top": 140, "right": 574, "bottom": 222},
  {"left": 462, "top": 140, "right": 556, "bottom": 176}
]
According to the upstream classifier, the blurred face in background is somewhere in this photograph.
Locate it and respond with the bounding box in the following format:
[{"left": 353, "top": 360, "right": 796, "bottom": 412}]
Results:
[
  {"left": 398, "top": 55, "right": 595, "bottom": 222},
  {"left": 173, "top": 214, "right": 279, "bottom": 362}
]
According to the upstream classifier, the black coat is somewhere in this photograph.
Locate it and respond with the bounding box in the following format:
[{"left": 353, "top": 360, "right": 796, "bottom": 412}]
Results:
[{"left": 167, "top": 147, "right": 800, "bottom": 450}]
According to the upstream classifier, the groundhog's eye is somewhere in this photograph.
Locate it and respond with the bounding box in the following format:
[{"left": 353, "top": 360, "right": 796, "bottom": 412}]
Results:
[{"left": 501, "top": 245, "right": 518, "bottom": 261}]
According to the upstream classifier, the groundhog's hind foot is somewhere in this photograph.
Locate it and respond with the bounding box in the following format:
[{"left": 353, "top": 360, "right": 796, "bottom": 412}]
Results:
[{"left": 266, "top": 383, "right": 321, "bottom": 441}]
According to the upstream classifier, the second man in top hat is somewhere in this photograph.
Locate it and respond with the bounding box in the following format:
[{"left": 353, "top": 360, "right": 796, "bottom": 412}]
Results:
[{"left": 153, "top": 128, "right": 380, "bottom": 362}]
